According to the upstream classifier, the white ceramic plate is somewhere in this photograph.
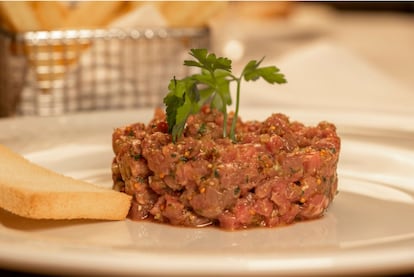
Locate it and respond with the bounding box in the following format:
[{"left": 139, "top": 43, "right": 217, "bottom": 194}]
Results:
[{"left": 0, "top": 108, "right": 413, "bottom": 276}]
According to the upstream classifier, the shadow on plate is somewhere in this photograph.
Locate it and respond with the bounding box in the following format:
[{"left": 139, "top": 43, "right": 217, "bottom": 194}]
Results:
[{"left": 0, "top": 208, "right": 110, "bottom": 231}]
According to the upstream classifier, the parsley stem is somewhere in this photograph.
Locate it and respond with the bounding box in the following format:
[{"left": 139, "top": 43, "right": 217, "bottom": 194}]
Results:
[
  {"left": 222, "top": 106, "right": 228, "bottom": 138},
  {"left": 230, "top": 77, "right": 242, "bottom": 142}
]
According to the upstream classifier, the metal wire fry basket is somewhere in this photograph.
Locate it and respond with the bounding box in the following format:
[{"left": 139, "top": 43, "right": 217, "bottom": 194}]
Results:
[{"left": 0, "top": 27, "right": 210, "bottom": 117}]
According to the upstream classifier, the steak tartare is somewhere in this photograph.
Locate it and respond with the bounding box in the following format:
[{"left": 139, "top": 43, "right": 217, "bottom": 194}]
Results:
[{"left": 112, "top": 107, "right": 340, "bottom": 230}]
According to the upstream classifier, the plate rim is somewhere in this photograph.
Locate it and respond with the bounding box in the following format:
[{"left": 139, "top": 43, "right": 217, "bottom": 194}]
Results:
[{"left": 0, "top": 107, "right": 413, "bottom": 276}]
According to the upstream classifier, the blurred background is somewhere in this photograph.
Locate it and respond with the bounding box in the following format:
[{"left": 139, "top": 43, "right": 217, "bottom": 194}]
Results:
[{"left": 0, "top": 1, "right": 413, "bottom": 117}]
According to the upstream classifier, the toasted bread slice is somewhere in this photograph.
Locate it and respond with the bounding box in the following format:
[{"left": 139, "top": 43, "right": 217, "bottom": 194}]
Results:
[{"left": 0, "top": 144, "right": 131, "bottom": 220}]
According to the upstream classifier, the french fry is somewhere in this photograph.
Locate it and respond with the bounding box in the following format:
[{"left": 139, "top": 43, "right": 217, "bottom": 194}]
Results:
[
  {"left": 63, "top": 1, "right": 126, "bottom": 29},
  {"left": 0, "top": 2, "right": 83, "bottom": 93},
  {"left": 0, "top": 3, "right": 14, "bottom": 32},
  {"left": 31, "top": 1, "right": 69, "bottom": 30},
  {"left": 32, "top": 1, "right": 135, "bottom": 90},
  {"left": 127, "top": 1, "right": 147, "bottom": 9},
  {"left": 0, "top": 1, "right": 41, "bottom": 32},
  {"left": 234, "top": 1, "right": 293, "bottom": 18},
  {"left": 156, "top": 1, "right": 228, "bottom": 27},
  {"left": 23, "top": 42, "right": 90, "bottom": 86}
]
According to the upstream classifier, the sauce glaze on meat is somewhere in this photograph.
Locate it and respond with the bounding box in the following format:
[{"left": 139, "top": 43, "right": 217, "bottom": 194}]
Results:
[{"left": 112, "top": 107, "right": 340, "bottom": 230}]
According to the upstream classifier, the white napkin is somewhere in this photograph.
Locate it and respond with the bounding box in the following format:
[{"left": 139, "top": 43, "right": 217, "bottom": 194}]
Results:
[{"left": 239, "top": 41, "right": 414, "bottom": 117}]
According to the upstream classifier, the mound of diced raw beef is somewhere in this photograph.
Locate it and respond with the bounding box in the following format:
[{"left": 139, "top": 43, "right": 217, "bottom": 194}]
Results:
[{"left": 111, "top": 106, "right": 340, "bottom": 230}]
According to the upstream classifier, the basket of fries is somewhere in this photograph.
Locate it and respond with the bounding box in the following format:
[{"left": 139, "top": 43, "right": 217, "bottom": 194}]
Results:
[{"left": 0, "top": 1, "right": 224, "bottom": 117}]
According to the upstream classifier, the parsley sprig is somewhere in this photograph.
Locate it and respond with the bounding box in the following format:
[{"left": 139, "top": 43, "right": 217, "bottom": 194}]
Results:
[{"left": 163, "top": 48, "right": 286, "bottom": 142}]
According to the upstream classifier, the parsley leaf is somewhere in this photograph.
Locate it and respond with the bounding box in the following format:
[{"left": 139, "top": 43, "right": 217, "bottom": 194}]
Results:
[
  {"left": 185, "top": 48, "right": 232, "bottom": 72},
  {"left": 164, "top": 77, "right": 199, "bottom": 141},
  {"left": 242, "top": 58, "right": 285, "bottom": 84},
  {"left": 163, "top": 49, "right": 286, "bottom": 142}
]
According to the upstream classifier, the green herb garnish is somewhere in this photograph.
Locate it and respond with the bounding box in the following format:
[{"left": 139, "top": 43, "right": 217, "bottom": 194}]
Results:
[{"left": 163, "top": 48, "right": 286, "bottom": 142}]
